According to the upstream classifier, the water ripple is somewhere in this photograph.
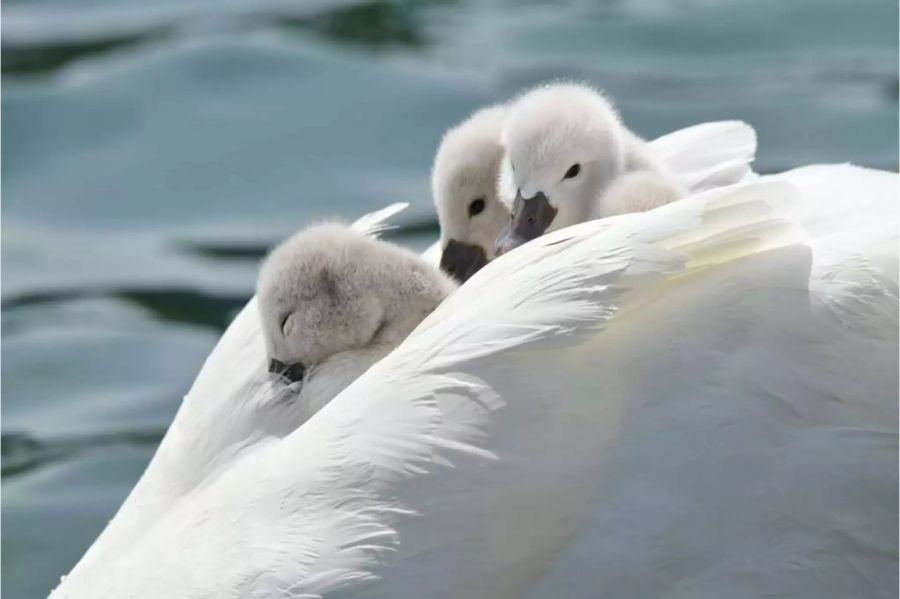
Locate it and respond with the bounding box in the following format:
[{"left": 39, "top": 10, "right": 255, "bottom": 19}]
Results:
[{"left": 2, "top": 429, "right": 166, "bottom": 478}]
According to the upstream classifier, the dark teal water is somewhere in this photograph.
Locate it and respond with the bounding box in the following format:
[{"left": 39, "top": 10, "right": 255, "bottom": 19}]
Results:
[{"left": 2, "top": 0, "right": 897, "bottom": 596}]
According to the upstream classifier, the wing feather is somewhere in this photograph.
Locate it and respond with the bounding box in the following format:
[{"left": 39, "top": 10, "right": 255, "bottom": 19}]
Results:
[
  {"left": 649, "top": 120, "right": 758, "bottom": 191},
  {"left": 350, "top": 202, "right": 409, "bottom": 237}
]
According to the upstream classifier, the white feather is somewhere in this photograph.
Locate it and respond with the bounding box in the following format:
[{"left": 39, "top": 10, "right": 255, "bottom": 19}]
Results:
[
  {"left": 350, "top": 201, "right": 409, "bottom": 237},
  {"left": 648, "top": 120, "right": 758, "bottom": 191}
]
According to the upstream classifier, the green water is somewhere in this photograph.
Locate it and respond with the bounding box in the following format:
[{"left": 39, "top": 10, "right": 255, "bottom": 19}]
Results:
[{"left": 2, "top": 0, "right": 897, "bottom": 596}]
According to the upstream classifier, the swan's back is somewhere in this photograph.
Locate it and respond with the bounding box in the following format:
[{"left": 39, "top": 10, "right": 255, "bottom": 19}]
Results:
[
  {"left": 523, "top": 168, "right": 897, "bottom": 598},
  {"left": 51, "top": 168, "right": 897, "bottom": 599}
]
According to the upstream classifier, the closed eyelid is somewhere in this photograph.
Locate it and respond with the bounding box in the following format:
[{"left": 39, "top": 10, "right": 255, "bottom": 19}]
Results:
[
  {"left": 371, "top": 316, "right": 389, "bottom": 341},
  {"left": 280, "top": 313, "right": 294, "bottom": 335}
]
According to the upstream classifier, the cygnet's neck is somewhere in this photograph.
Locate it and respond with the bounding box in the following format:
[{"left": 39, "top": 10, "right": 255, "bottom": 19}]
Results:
[
  {"left": 298, "top": 342, "right": 394, "bottom": 420},
  {"left": 593, "top": 130, "right": 686, "bottom": 219}
]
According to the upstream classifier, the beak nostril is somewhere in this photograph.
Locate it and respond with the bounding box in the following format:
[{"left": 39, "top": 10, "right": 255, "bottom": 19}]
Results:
[{"left": 527, "top": 217, "right": 536, "bottom": 224}]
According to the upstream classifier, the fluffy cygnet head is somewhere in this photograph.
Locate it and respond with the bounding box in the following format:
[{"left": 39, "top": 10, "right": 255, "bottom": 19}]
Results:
[
  {"left": 258, "top": 224, "right": 457, "bottom": 388},
  {"left": 495, "top": 83, "right": 628, "bottom": 255},
  {"left": 432, "top": 104, "right": 509, "bottom": 283}
]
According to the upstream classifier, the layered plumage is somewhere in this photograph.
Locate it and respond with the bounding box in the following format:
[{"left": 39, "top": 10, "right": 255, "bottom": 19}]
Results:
[{"left": 52, "top": 164, "right": 898, "bottom": 599}]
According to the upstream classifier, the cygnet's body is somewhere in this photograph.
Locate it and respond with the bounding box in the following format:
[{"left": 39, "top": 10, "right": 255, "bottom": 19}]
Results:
[
  {"left": 432, "top": 104, "right": 509, "bottom": 282},
  {"left": 496, "top": 83, "right": 687, "bottom": 254},
  {"left": 258, "top": 223, "right": 457, "bottom": 416}
]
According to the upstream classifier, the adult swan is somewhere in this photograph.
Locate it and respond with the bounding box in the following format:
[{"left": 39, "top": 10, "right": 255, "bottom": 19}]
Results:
[{"left": 52, "top": 164, "right": 897, "bottom": 598}]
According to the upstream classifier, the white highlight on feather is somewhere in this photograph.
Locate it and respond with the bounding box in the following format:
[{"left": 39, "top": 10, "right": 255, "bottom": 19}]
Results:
[
  {"left": 650, "top": 119, "right": 757, "bottom": 191},
  {"left": 351, "top": 201, "right": 409, "bottom": 237}
]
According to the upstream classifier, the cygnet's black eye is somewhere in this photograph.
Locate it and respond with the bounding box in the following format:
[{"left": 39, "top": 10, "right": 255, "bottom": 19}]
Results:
[
  {"left": 564, "top": 164, "right": 581, "bottom": 179},
  {"left": 468, "top": 197, "right": 486, "bottom": 217}
]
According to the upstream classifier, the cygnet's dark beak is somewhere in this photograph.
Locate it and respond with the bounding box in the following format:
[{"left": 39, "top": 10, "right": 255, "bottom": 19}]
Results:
[
  {"left": 268, "top": 358, "right": 307, "bottom": 385},
  {"left": 439, "top": 238, "right": 488, "bottom": 283},
  {"left": 495, "top": 190, "right": 558, "bottom": 256}
]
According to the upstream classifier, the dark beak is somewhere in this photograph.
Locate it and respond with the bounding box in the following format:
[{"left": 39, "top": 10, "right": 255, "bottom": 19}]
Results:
[
  {"left": 439, "top": 239, "right": 488, "bottom": 283},
  {"left": 495, "top": 190, "right": 557, "bottom": 256},
  {"left": 268, "top": 358, "right": 307, "bottom": 384}
]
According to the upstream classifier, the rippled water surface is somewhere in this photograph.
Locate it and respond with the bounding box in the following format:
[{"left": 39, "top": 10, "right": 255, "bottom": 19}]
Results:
[{"left": 2, "top": 0, "right": 897, "bottom": 596}]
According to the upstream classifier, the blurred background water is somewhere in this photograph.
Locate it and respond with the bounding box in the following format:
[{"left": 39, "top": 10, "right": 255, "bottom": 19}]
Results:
[{"left": 1, "top": 0, "right": 897, "bottom": 596}]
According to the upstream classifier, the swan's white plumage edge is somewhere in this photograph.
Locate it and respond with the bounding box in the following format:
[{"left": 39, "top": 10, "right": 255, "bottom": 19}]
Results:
[{"left": 649, "top": 120, "right": 758, "bottom": 191}]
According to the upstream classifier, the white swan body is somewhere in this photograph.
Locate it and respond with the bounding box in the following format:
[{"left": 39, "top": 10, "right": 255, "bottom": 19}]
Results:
[{"left": 52, "top": 165, "right": 897, "bottom": 598}]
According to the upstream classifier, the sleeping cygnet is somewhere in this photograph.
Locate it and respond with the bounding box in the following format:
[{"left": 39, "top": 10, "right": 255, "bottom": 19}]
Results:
[
  {"left": 257, "top": 224, "right": 457, "bottom": 416},
  {"left": 432, "top": 104, "right": 510, "bottom": 283},
  {"left": 495, "top": 83, "right": 687, "bottom": 255}
]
